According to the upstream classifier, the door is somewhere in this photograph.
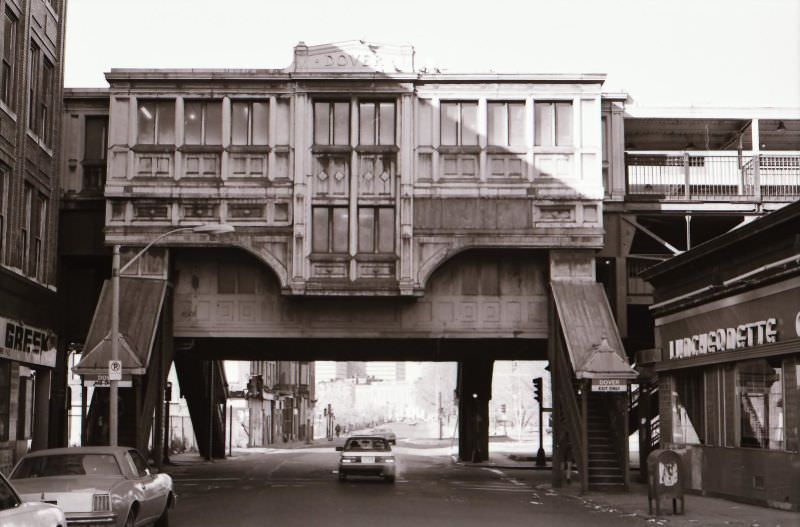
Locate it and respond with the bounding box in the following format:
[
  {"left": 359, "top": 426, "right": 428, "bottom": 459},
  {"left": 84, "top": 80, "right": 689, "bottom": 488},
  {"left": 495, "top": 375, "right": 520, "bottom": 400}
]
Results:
[{"left": 126, "top": 450, "right": 163, "bottom": 521}]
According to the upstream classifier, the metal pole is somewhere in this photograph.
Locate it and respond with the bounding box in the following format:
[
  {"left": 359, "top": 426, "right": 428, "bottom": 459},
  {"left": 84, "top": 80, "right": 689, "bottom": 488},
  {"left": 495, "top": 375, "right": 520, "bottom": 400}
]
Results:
[
  {"left": 536, "top": 399, "right": 546, "bottom": 466},
  {"left": 207, "top": 361, "right": 214, "bottom": 460},
  {"left": 438, "top": 391, "right": 443, "bottom": 440},
  {"left": 228, "top": 405, "right": 233, "bottom": 457},
  {"left": 110, "top": 245, "right": 120, "bottom": 446}
]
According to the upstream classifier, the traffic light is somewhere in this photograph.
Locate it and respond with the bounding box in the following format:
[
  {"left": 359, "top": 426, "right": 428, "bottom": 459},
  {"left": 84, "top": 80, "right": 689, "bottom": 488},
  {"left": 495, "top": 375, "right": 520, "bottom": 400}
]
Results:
[
  {"left": 533, "top": 377, "right": 543, "bottom": 404},
  {"left": 500, "top": 404, "right": 507, "bottom": 413}
]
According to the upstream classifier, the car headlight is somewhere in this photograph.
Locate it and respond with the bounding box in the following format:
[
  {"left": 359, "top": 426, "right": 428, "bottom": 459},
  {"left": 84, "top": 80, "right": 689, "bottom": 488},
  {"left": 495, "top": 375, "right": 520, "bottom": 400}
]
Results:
[{"left": 92, "top": 493, "right": 111, "bottom": 512}]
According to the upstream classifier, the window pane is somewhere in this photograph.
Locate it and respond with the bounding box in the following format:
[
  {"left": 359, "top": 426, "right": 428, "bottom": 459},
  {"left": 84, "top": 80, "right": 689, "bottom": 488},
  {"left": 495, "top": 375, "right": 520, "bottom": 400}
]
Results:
[
  {"left": 157, "top": 101, "right": 174, "bottom": 144},
  {"left": 231, "top": 102, "right": 248, "bottom": 145},
  {"left": 378, "top": 208, "right": 394, "bottom": 253},
  {"left": 332, "top": 207, "right": 349, "bottom": 253},
  {"left": 460, "top": 103, "right": 478, "bottom": 145},
  {"left": 358, "top": 208, "right": 374, "bottom": 253},
  {"left": 84, "top": 117, "right": 107, "bottom": 160},
  {"left": 184, "top": 102, "right": 202, "bottom": 144},
  {"left": 555, "top": 102, "right": 573, "bottom": 146},
  {"left": 252, "top": 101, "right": 268, "bottom": 145},
  {"left": 418, "top": 99, "right": 432, "bottom": 146},
  {"left": 487, "top": 103, "right": 505, "bottom": 146},
  {"left": 738, "top": 359, "right": 784, "bottom": 450},
  {"left": 508, "top": 103, "right": 525, "bottom": 146},
  {"left": 137, "top": 102, "right": 155, "bottom": 144},
  {"left": 204, "top": 102, "right": 222, "bottom": 145},
  {"left": 314, "top": 102, "right": 329, "bottom": 145},
  {"left": 312, "top": 207, "right": 329, "bottom": 253},
  {"left": 333, "top": 102, "right": 350, "bottom": 145},
  {"left": 379, "top": 103, "right": 395, "bottom": 145},
  {"left": 359, "top": 103, "right": 375, "bottom": 145},
  {"left": 534, "top": 102, "right": 553, "bottom": 147},
  {"left": 441, "top": 103, "right": 458, "bottom": 145}
]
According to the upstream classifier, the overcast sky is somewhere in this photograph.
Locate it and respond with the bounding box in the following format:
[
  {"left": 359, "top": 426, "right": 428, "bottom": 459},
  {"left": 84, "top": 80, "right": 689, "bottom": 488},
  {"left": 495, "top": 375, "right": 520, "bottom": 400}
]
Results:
[{"left": 65, "top": 0, "right": 800, "bottom": 108}]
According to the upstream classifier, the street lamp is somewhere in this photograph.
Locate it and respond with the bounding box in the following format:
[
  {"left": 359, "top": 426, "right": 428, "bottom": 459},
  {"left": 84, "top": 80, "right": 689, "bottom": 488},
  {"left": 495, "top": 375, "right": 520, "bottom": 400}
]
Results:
[{"left": 108, "top": 223, "right": 235, "bottom": 446}]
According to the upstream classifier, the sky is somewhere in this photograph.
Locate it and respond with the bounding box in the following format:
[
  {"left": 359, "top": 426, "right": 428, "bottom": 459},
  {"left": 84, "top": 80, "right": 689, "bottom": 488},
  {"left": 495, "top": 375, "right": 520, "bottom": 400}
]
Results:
[{"left": 65, "top": 0, "right": 800, "bottom": 108}]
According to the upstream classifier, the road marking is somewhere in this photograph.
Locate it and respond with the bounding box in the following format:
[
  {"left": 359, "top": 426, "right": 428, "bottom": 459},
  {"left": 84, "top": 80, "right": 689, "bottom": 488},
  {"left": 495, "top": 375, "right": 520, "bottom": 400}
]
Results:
[{"left": 174, "top": 478, "right": 241, "bottom": 482}]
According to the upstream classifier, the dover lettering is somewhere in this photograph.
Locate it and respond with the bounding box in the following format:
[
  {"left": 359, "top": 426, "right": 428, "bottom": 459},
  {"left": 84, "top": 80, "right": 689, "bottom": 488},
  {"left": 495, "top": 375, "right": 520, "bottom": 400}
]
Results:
[{"left": 668, "top": 318, "right": 777, "bottom": 359}]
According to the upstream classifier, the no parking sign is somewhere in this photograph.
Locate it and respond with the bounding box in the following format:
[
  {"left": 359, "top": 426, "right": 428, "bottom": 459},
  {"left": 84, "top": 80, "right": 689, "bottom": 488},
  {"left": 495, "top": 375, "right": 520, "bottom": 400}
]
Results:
[{"left": 109, "top": 360, "right": 122, "bottom": 381}]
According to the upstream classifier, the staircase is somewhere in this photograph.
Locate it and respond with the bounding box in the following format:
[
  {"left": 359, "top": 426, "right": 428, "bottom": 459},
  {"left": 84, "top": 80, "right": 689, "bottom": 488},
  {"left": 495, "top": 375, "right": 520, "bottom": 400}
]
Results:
[{"left": 587, "top": 395, "right": 626, "bottom": 490}]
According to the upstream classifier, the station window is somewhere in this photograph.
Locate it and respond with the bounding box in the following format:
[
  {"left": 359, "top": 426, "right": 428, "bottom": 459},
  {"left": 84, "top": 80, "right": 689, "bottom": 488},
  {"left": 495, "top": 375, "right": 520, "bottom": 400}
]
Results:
[
  {"left": 1, "top": 9, "right": 17, "bottom": 109},
  {"left": 312, "top": 206, "right": 349, "bottom": 254},
  {"left": 137, "top": 100, "right": 175, "bottom": 144},
  {"left": 358, "top": 207, "right": 394, "bottom": 254},
  {"left": 83, "top": 116, "right": 107, "bottom": 192},
  {"left": 738, "top": 359, "right": 784, "bottom": 450},
  {"left": 314, "top": 101, "right": 349, "bottom": 146},
  {"left": 231, "top": 101, "right": 268, "bottom": 146},
  {"left": 534, "top": 101, "right": 573, "bottom": 147},
  {"left": 671, "top": 370, "right": 704, "bottom": 445},
  {"left": 184, "top": 100, "right": 221, "bottom": 145},
  {"left": 359, "top": 102, "right": 395, "bottom": 146},
  {"left": 440, "top": 101, "right": 478, "bottom": 146},
  {"left": 488, "top": 102, "right": 525, "bottom": 147}
]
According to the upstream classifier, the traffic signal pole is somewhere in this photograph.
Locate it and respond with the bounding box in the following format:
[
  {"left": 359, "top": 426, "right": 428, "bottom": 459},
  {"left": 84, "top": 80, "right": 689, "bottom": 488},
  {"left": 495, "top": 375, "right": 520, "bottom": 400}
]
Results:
[{"left": 534, "top": 377, "right": 546, "bottom": 467}]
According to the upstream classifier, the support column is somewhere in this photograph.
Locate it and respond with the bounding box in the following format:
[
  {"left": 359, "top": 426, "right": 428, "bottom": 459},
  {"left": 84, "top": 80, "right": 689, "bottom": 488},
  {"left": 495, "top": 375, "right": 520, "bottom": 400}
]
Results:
[
  {"left": 32, "top": 369, "right": 52, "bottom": 451},
  {"left": 457, "top": 359, "right": 493, "bottom": 463}
]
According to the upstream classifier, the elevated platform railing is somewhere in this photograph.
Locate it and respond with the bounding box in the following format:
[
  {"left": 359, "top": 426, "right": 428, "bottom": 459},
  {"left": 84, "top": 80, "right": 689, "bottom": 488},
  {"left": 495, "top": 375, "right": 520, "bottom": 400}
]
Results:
[{"left": 625, "top": 151, "right": 800, "bottom": 201}]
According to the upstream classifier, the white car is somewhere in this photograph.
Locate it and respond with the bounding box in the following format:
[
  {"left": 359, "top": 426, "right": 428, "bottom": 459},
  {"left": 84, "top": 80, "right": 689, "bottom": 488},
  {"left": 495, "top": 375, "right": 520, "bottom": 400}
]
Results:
[{"left": 0, "top": 470, "right": 66, "bottom": 527}]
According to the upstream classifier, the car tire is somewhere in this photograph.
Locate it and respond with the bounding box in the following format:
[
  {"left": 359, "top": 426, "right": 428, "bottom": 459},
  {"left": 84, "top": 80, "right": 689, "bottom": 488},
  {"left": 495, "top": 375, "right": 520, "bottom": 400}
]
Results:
[{"left": 154, "top": 504, "right": 170, "bottom": 527}]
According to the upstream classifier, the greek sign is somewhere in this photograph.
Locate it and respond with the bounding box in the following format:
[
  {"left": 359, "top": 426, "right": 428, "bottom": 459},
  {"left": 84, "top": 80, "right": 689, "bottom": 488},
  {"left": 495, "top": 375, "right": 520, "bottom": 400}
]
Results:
[
  {"left": 591, "top": 378, "right": 627, "bottom": 392},
  {"left": 1, "top": 316, "right": 57, "bottom": 368}
]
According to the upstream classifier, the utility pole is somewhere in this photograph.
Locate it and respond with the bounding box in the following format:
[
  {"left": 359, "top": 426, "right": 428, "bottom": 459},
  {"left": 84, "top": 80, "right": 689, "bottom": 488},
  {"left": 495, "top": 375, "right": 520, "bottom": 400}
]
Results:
[{"left": 438, "top": 391, "right": 443, "bottom": 440}]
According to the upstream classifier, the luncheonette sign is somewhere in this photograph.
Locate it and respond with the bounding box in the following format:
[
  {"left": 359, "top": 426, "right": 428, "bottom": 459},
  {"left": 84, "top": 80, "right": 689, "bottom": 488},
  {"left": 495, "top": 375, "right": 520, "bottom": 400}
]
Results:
[
  {"left": 657, "top": 281, "right": 799, "bottom": 362},
  {"left": 1, "top": 316, "right": 57, "bottom": 368},
  {"left": 591, "top": 378, "right": 627, "bottom": 392}
]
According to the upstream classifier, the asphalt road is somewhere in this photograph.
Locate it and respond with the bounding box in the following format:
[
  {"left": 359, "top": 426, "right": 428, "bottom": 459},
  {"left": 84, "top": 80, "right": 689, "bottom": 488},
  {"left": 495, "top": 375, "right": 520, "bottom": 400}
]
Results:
[{"left": 164, "top": 442, "right": 644, "bottom": 527}]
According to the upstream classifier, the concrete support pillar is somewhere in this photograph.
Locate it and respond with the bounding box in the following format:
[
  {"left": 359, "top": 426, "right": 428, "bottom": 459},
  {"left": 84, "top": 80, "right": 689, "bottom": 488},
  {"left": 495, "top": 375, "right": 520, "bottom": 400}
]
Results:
[
  {"left": 457, "top": 359, "right": 493, "bottom": 463},
  {"left": 32, "top": 369, "right": 51, "bottom": 451}
]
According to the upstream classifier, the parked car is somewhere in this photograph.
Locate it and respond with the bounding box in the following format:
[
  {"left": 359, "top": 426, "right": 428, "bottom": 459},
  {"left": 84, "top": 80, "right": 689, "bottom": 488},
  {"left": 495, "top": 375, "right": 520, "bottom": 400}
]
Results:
[
  {"left": 370, "top": 427, "right": 397, "bottom": 444},
  {"left": 0, "top": 470, "right": 66, "bottom": 527},
  {"left": 10, "top": 446, "right": 175, "bottom": 527},
  {"left": 336, "top": 436, "right": 396, "bottom": 482}
]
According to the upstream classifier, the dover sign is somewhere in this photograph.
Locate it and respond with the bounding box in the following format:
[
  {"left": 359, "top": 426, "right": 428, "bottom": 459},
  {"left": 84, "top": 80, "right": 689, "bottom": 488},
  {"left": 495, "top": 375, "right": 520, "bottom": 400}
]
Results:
[{"left": 1, "top": 316, "right": 57, "bottom": 368}]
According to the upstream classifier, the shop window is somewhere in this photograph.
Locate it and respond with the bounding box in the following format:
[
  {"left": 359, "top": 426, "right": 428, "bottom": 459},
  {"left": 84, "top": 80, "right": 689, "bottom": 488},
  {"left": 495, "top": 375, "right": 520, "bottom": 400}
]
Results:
[
  {"left": 0, "top": 361, "right": 9, "bottom": 441},
  {"left": 314, "top": 101, "right": 349, "bottom": 146},
  {"left": 358, "top": 207, "right": 394, "bottom": 254},
  {"left": 83, "top": 116, "right": 108, "bottom": 192},
  {"left": 738, "top": 359, "right": 784, "bottom": 450},
  {"left": 488, "top": 102, "right": 525, "bottom": 147},
  {"left": 359, "top": 102, "right": 395, "bottom": 146},
  {"left": 184, "top": 100, "right": 221, "bottom": 145},
  {"left": 137, "top": 100, "right": 175, "bottom": 145},
  {"left": 312, "top": 206, "right": 348, "bottom": 254},
  {"left": 535, "top": 101, "right": 573, "bottom": 147},
  {"left": 671, "top": 370, "right": 704, "bottom": 444},
  {"left": 440, "top": 101, "right": 478, "bottom": 146},
  {"left": 231, "top": 101, "right": 268, "bottom": 146},
  {"left": 1, "top": 9, "right": 18, "bottom": 109}
]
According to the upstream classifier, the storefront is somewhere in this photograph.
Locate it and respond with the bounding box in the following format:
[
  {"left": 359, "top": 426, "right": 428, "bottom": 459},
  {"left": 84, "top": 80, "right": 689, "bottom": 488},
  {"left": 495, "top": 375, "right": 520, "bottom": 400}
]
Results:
[
  {"left": 0, "top": 316, "right": 58, "bottom": 474},
  {"left": 642, "top": 202, "right": 800, "bottom": 511}
]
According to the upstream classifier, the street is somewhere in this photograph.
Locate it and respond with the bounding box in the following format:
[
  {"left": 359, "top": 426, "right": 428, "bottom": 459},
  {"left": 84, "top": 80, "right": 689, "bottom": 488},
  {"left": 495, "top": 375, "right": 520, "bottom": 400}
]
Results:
[{"left": 165, "top": 441, "right": 641, "bottom": 527}]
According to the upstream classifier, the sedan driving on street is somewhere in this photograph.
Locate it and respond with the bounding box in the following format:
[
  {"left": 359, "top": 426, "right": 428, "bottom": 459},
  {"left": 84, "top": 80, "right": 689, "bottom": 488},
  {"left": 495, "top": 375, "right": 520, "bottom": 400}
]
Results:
[
  {"left": 337, "top": 436, "right": 396, "bottom": 482},
  {"left": 0, "top": 470, "right": 66, "bottom": 527},
  {"left": 10, "top": 446, "right": 175, "bottom": 527}
]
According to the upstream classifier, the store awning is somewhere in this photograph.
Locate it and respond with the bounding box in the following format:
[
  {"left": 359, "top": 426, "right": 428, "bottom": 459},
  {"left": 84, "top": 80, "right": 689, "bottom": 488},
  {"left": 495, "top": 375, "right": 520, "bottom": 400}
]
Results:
[
  {"left": 73, "top": 277, "right": 167, "bottom": 376},
  {"left": 551, "top": 281, "right": 637, "bottom": 380}
]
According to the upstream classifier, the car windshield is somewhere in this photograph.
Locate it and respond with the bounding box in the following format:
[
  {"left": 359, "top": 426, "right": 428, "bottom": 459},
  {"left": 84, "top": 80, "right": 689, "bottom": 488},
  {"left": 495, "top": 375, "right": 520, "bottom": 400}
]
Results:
[
  {"left": 11, "top": 454, "right": 122, "bottom": 479},
  {"left": 0, "top": 475, "right": 20, "bottom": 511},
  {"left": 344, "top": 438, "right": 389, "bottom": 452}
]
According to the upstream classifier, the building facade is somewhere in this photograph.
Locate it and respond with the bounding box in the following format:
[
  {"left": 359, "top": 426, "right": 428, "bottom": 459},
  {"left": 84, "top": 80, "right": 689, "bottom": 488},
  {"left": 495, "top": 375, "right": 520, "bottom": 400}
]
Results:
[
  {"left": 642, "top": 201, "right": 800, "bottom": 510},
  {"left": 0, "top": 0, "right": 65, "bottom": 473}
]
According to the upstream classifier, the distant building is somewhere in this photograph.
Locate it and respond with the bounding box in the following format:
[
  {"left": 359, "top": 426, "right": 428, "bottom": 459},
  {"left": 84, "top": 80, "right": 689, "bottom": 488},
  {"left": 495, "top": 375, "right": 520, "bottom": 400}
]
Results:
[{"left": 366, "top": 362, "right": 406, "bottom": 382}]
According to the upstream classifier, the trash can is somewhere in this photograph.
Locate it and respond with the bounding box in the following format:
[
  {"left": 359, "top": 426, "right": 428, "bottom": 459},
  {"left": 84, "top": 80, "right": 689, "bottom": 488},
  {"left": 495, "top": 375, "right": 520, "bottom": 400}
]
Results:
[{"left": 646, "top": 449, "right": 685, "bottom": 515}]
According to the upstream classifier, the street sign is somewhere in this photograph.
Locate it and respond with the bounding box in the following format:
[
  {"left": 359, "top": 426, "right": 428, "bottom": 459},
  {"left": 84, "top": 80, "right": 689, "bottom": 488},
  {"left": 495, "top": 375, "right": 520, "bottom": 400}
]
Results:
[
  {"left": 591, "top": 378, "right": 627, "bottom": 392},
  {"left": 108, "top": 360, "right": 122, "bottom": 381}
]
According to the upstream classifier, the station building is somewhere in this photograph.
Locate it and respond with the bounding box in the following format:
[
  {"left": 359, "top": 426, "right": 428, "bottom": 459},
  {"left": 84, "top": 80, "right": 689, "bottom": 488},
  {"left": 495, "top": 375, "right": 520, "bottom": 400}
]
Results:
[
  {"left": 55, "top": 40, "right": 800, "bottom": 491},
  {"left": 0, "top": 0, "right": 65, "bottom": 472}
]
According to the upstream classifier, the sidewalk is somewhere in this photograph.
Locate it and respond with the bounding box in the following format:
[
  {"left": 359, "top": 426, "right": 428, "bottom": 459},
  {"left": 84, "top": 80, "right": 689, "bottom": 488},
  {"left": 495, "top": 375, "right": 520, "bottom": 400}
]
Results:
[{"left": 470, "top": 453, "right": 799, "bottom": 527}]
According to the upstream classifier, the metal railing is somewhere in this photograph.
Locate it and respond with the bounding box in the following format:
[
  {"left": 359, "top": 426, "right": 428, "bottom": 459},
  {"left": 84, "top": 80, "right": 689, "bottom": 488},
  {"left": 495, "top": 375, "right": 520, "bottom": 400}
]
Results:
[{"left": 626, "top": 152, "right": 800, "bottom": 201}]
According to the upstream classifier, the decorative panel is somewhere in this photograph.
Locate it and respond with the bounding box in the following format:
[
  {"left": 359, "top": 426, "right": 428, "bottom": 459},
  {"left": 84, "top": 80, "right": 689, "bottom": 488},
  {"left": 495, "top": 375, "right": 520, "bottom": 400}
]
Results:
[
  {"left": 488, "top": 154, "right": 525, "bottom": 179},
  {"left": 534, "top": 153, "right": 573, "bottom": 179},
  {"left": 533, "top": 204, "right": 576, "bottom": 224},
  {"left": 183, "top": 202, "right": 218, "bottom": 220},
  {"left": 274, "top": 152, "right": 291, "bottom": 180},
  {"left": 133, "top": 202, "right": 170, "bottom": 220},
  {"left": 356, "top": 261, "right": 395, "bottom": 279},
  {"left": 313, "top": 155, "right": 348, "bottom": 197},
  {"left": 135, "top": 153, "right": 171, "bottom": 178},
  {"left": 311, "top": 261, "right": 348, "bottom": 279},
  {"left": 228, "top": 203, "right": 266, "bottom": 220},
  {"left": 441, "top": 154, "right": 478, "bottom": 179},
  {"left": 417, "top": 153, "right": 432, "bottom": 181},
  {"left": 184, "top": 153, "right": 220, "bottom": 178},
  {"left": 273, "top": 202, "right": 290, "bottom": 223},
  {"left": 231, "top": 154, "right": 267, "bottom": 178},
  {"left": 358, "top": 155, "right": 395, "bottom": 197}
]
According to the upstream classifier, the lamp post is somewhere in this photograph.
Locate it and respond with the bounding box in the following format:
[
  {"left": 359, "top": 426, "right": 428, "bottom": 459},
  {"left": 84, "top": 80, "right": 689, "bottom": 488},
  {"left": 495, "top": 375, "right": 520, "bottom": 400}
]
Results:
[{"left": 109, "top": 223, "right": 235, "bottom": 446}]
